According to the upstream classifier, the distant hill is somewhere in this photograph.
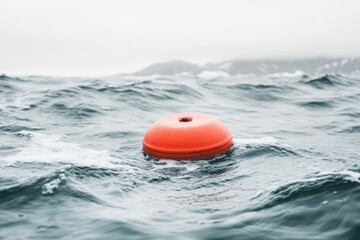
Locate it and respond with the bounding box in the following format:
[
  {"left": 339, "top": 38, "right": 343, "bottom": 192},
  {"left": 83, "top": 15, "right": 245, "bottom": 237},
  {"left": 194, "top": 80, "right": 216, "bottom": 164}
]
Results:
[
  {"left": 133, "top": 58, "right": 360, "bottom": 75},
  {"left": 134, "top": 60, "right": 201, "bottom": 75}
]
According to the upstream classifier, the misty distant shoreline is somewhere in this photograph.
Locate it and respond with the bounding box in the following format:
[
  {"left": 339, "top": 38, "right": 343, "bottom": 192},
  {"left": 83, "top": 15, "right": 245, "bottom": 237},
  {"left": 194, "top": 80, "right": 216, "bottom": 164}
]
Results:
[
  {"left": 2, "top": 58, "right": 359, "bottom": 78},
  {"left": 133, "top": 58, "right": 360, "bottom": 76}
]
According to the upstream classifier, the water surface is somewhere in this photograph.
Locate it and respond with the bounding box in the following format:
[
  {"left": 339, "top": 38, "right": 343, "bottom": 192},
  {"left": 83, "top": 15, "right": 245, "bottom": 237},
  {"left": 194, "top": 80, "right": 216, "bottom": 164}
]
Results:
[{"left": 0, "top": 71, "right": 359, "bottom": 239}]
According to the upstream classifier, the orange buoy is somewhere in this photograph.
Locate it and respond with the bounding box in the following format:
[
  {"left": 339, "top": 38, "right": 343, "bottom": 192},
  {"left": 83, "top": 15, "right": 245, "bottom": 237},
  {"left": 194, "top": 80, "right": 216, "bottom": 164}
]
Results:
[{"left": 143, "top": 113, "right": 233, "bottom": 160}]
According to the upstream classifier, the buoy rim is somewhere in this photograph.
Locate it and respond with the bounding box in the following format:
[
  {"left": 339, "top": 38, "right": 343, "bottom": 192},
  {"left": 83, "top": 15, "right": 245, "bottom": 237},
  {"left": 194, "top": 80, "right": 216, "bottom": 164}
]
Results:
[
  {"left": 143, "top": 138, "right": 233, "bottom": 159},
  {"left": 143, "top": 133, "right": 232, "bottom": 154}
]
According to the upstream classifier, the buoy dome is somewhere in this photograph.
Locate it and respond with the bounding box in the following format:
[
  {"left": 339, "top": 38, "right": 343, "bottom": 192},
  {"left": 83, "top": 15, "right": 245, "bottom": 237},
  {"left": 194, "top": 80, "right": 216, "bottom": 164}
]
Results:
[{"left": 143, "top": 113, "right": 233, "bottom": 160}]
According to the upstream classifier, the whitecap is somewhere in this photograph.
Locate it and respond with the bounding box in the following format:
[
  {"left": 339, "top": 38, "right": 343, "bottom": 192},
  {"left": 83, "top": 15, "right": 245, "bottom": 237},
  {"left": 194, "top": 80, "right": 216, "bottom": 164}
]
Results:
[
  {"left": 233, "top": 137, "right": 279, "bottom": 145},
  {"left": 2, "top": 131, "right": 118, "bottom": 168},
  {"left": 268, "top": 70, "right": 306, "bottom": 78},
  {"left": 42, "top": 173, "right": 67, "bottom": 195},
  {"left": 197, "top": 71, "right": 230, "bottom": 79}
]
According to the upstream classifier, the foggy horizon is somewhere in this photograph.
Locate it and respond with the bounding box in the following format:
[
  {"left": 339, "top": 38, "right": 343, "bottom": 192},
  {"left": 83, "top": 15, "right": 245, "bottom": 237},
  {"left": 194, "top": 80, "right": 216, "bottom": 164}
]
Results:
[{"left": 1, "top": 0, "right": 360, "bottom": 77}]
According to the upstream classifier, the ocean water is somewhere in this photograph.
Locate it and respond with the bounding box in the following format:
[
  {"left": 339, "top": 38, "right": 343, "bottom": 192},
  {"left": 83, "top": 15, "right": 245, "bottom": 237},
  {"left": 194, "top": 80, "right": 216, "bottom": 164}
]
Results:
[{"left": 0, "top": 71, "right": 359, "bottom": 240}]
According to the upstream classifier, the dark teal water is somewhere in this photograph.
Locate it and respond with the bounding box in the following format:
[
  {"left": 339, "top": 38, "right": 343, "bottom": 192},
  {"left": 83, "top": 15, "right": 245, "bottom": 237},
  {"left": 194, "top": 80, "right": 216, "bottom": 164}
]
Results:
[{"left": 0, "top": 71, "right": 359, "bottom": 239}]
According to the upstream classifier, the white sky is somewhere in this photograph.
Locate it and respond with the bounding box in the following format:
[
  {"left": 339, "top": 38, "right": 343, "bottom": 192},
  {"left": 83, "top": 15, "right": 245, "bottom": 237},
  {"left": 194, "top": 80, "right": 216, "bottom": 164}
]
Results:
[{"left": 1, "top": 0, "right": 360, "bottom": 76}]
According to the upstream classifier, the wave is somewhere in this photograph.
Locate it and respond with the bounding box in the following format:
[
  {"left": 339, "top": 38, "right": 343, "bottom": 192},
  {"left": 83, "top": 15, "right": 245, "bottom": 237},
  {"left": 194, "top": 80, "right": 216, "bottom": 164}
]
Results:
[
  {"left": 77, "top": 80, "right": 205, "bottom": 113},
  {"left": 0, "top": 74, "right": 17, "bottom": 92},
  {"left": 297, "top": 100, "right": 334, "bottom": 109},
  {"left": 201, "top": 82, "right": 295, "bottom": 102},
  {"left": 301, "top": 74, "right": 354, "bottom": 89},
  {"left": 258, "top": 170, "right": 360, "bottom": 209},
  {"left": 49, "top": 102, "right": 101, "bottom": 119},
  {"left": 0, "top": 74, "right": 27, "bottom": 82},
  {"left": 338, "top": 125, "right": 360, "bottom": 133},
  {"left": 44, "top": 88, "right": 81, "bottom": 99},
  {"left": 104, "top": 82, "right": 202, "bottom": 101},
  {"left": 233, "top": 137, "right": 298, "bottom": 158},
  {"left": 0, "top": 74, "right": 34, "bottom": 93},
  {"left": 337, "top": 108, "right": 360, "bottom": 118},
  {"left": 193, "top": 170, "right": 360, "bottom": 240},
  {"left": 0, "top": 125, "right": 44, "bottom": 133},
  {"left": 303, "top": 75, "right": 338, "bottom": 88},
  {"left": 0, "top": 168, "right": 112, "bottom": 208}
]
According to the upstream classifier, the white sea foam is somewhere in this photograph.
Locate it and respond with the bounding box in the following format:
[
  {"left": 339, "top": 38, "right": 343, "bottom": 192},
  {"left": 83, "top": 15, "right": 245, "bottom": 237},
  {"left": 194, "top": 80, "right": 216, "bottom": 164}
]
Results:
[
  {"left": 338, "top": 170, "right": 360, "bottom": 183},
  {"left": 197, "top": 71, "right": 230, "bottom": 79},
  {"left": 42, "top": 173, "right": 67, "bottom": 195},
  {"left": 233, "top": 137, "right": 279, "bottom": 145},
  {"left": 2, "top": 131, "right": 117, "bottom": 168},
  {"left": 122, "top": 74, "right": 164, "bottom": 81},
  {"left": 268, "top": 70, "right": 306, "bottom": 78}
]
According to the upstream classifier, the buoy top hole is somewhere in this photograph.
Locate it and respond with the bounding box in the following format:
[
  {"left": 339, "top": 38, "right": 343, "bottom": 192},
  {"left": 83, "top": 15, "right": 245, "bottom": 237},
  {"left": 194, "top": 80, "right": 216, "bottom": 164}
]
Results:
[{"left": 179, "top": 117, "right": 193, "bottom": 122}]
